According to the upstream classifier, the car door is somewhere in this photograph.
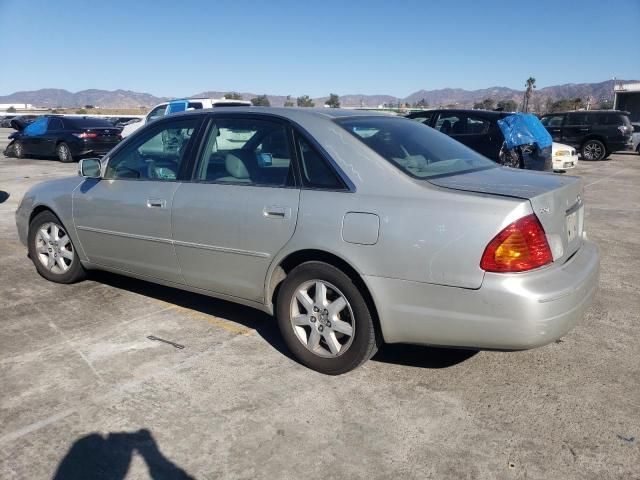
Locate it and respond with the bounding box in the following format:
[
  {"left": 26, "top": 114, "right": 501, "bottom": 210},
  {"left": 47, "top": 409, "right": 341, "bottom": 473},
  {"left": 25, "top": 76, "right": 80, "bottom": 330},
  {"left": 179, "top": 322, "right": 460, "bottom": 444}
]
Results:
[
  {"left": 72, "top": 115, "right": 203, "bottom": 283},
  {"left": 459, "top": 114, "right": 495, "bottom": 159},
  {"left": 562, "top": 112, "right": 592, "bottom": 147},
  {"left": 20, "top": 117, "right": 48, "bottom": 155},
  {"left": 41, "top": 117, "right": 64, "bottom": 155},
  {"left": 171, "top": 115, "right": 300, "bottom": 302},
  {"left": 540, "top": 114, "right": 566, "bottom": 142}
]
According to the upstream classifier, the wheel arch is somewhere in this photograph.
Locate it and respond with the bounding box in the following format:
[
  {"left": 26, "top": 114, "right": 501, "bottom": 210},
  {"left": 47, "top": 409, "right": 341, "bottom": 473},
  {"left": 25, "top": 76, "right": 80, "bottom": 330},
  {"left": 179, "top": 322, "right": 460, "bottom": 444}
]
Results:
[
  {"left": 267, "top": 249, "right": 383, "bottom": 342},
  {"left": 580, "top": 135, "right": 608, "bottom": 152}
]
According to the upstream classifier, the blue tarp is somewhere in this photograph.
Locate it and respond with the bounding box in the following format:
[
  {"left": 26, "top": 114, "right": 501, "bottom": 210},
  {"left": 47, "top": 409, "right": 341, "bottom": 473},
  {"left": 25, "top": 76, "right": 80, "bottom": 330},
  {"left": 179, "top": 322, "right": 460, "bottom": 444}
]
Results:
[{"left": 497, "top": 113, "right": 552, "bottom": 150}]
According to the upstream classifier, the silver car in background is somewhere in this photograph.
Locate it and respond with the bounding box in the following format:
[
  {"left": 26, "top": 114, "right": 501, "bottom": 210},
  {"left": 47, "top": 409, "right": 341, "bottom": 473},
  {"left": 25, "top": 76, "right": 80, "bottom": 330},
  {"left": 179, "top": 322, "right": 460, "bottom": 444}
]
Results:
[{"left": 15, "top": 108, "right": 600, "bottom": 374}]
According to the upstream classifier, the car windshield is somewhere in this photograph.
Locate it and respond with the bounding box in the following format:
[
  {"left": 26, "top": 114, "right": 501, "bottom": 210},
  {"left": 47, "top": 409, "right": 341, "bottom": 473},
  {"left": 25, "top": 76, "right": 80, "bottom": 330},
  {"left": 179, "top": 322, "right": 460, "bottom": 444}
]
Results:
[{"left": 336, "top": 116, "right": 496, "bottom": 179}]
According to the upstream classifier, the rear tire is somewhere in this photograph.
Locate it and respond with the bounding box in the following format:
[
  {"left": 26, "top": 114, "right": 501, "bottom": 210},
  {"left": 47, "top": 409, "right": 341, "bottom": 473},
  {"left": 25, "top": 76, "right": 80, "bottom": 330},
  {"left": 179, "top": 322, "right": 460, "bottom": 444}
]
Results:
[
  {"left": 56, "top": 142, "right": 73, "bottom": 163},
  {"left": 28, "top": 211, "right": 86, "bottom": 284},
  {"left": 581, "top": 139, "right": 606, "bottom": 161},
  {"left": 276, "top": 261, "right": 379, "bottom": 375}
]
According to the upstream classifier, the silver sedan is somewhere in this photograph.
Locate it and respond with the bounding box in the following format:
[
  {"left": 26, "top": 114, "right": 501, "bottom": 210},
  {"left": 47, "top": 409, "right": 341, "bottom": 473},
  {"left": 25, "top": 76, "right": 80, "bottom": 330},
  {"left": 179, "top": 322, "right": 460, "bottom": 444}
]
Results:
[{"left": 15, "top": 108, "right": 600, "bottom": 374}]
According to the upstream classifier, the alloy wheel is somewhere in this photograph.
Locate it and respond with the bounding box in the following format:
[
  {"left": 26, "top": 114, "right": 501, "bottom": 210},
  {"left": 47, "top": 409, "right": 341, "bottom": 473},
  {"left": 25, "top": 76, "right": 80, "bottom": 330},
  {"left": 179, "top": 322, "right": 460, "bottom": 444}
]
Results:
[
  {"left": 583, "top": 141, "right": 603, "bottom": 160},
  {"left": 35, "top": 222, "right": 74, "bottom": 273},
  {"left": 290, "top": 279, "right": 355, "bottom": 358},
  {"left": 58, "top": 144, "right": 70, "bottom": 162}
]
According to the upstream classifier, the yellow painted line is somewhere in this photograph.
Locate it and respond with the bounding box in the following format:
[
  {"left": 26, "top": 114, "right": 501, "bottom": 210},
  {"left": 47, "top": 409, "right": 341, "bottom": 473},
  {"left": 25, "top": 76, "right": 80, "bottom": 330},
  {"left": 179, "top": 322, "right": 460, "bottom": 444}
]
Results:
[{"left": 162, "top": 302, "right": 255, "bottom": 336}]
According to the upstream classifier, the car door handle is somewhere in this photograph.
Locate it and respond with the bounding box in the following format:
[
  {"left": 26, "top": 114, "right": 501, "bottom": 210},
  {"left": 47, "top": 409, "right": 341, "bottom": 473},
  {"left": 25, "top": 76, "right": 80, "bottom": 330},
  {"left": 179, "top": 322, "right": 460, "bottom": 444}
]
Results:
[
  {"left": 146, "top": 198, "right": 167, "bottom": 208},
  {"left": 263, "top": 206, "right": 291, "bottom": 219}
]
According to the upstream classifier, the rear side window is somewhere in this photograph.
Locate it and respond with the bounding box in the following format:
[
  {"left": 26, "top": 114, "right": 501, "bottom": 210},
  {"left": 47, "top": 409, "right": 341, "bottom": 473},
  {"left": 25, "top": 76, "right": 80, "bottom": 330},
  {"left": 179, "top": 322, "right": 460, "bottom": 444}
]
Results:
[
  {"left": 597, "top": 113, "right": 629, "bottom": 126},
  {"left": 466, "top": 115, "right": 491, "bottom": 134},
  {"left": 194, "top": 118, "right": 294, "bottom": 187},
  {"left": 47, "top": 118, "right": 64, "bottom": 131},
  {"left": 296, "top": 135, "right": 344, "bottom": 189},
  {"left": 337, "top": 116, "right": 496, "bottom": 179},
  {"left": 567, "top": 113, "right": 593, "bottom": 125}
]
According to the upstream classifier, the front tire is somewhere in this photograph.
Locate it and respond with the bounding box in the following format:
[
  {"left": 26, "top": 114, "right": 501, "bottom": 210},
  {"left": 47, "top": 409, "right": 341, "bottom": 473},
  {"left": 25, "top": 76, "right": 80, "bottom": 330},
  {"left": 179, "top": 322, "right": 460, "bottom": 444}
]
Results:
[
  {"left": 56, "top": 142, "right": 73, "bottom": 163},
  {"left": 14, "top": 140, "right": 24, "bottom": 158},
  {"left": 581, "top": 139, "right": 606, "bottom": 161},
  {"left": 276, "top": 261, "right": 379, "bottom": 375},
  {"left": 28, "top": 211, "right": 85, "bottom": 284}
]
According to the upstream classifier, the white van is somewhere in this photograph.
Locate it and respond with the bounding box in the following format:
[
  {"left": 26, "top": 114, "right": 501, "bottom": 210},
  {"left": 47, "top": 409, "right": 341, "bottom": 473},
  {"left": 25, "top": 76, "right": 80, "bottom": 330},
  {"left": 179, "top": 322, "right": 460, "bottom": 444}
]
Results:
[{"left": 121, "top": 98, "right": 251, "bottom": 137}]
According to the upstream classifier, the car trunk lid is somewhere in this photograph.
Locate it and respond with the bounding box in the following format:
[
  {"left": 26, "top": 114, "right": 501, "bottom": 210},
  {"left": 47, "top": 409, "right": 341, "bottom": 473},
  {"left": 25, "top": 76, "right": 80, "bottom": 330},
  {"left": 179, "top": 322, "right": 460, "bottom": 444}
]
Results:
[{"left": 429, "top": 167, "right": 584, "bottom": 263}]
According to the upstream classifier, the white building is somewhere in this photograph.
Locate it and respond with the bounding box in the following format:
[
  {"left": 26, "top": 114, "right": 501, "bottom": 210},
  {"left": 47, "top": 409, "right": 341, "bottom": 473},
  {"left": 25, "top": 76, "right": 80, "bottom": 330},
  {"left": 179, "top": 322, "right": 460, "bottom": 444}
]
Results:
[{"left": 0, "top": 103, "right": 35, "bottom": 111}]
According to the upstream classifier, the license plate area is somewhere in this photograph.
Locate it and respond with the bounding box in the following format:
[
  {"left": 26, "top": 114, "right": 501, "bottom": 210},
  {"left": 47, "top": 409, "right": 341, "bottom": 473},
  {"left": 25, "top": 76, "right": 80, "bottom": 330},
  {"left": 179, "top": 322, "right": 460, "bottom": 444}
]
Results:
[{"left": 566, "top": 206, "right": 583, "bottom": 243}]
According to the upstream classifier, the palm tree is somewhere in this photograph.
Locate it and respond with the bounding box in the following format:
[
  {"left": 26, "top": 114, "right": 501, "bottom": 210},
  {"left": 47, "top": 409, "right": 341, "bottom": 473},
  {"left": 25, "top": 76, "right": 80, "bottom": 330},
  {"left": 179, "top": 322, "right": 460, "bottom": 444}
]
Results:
[{"left": 523, "top": 77, "right": 536, "bottom": 112}]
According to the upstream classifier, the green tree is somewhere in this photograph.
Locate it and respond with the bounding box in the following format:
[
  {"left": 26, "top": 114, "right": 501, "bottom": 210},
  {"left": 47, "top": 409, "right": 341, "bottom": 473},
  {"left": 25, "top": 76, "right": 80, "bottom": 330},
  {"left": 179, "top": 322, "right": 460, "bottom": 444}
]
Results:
[
  {"left": 325, "top": 93, "right": 340, "bottom": 108},
  {"left": 283, "top": 95, "right": 294, "bottom": 107},
  {"left": 497, "top": 99, "right": 518, "bottom": 112},
  {"left": 224, "top": 92, "right": 243, "bottom": 100},
  {"left": 75, "top": 108, "right": 87, "bottom": 114},
  {"left": 473, "top": 98, "right": 495, "bottom": 110},
  {"left": 6, "top": 106, "right": 16, "bottom": 113},
  {"left": 297, "top": 95, "right": 315, "bottom": 107},
  {"left": 523, "top": 77, "right": 536, "bottom": 112},
  {"left": 250, "top": 94, "right": 270, "bottom": 106}
]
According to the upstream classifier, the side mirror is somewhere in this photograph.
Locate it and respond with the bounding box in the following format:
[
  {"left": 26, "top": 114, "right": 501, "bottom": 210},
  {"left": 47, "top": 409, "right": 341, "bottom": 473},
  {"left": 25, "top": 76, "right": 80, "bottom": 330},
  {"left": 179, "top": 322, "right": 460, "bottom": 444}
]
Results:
[{"left": 78, "top": 158, "right": 102, "bottom": 178}]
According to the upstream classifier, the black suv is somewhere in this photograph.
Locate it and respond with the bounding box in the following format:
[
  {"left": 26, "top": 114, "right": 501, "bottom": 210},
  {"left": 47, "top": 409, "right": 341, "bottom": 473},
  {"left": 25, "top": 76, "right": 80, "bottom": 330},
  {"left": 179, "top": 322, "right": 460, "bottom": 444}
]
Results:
[
  {"left": 539, "top": 110, "right": 634, "bottom": 161},
  {"left": 406, "top": 109, "right": 552, "bottom": 171}
]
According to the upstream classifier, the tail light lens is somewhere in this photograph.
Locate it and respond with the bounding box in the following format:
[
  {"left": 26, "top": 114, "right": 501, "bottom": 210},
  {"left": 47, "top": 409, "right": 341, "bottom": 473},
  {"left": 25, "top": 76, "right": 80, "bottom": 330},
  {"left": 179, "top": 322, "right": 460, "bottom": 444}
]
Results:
[
  {"left": 72, "top": 132, "right": 98, "bottom": 139},
  {"left": 480, "top": 214, "right": 553, "bottom": 272}
]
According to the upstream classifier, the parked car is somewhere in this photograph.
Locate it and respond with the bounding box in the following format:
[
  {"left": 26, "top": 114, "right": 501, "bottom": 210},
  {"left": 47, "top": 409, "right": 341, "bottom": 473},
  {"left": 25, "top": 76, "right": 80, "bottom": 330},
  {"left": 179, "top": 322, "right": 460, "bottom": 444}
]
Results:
[
  {"left": 552, "top": 142, "right": 578, "bottom": 172},
  {"left": 0, "top": 115, "right": 17, "bottom": 128},
  {"left": 540, "top": 110, "right": 634, "bottom": 160},
  {"left": 120, "top": 98, "right": 252, "bottom": 137},
  {"left": 8, "top": 116, "right": 121, "bottom": 162},
  {"left": 15, "top": 108, "right": 599, "bottom": 374},
  {"left": 632, "top": 123, "right": 640, "bottom": 153},
  {"left": 107, "top": 116, "right": 143, "bottom": 129},
  {"left": 406, "top": 109, "right": 552, "bottom": 171},
  {"left": 6, "top": 114, "right": 38, "bottom": 130}
]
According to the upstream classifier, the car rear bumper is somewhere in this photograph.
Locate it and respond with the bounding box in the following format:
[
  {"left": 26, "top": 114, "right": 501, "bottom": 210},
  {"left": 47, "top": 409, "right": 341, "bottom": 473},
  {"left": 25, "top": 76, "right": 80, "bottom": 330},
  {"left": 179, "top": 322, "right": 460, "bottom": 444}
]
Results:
[
  {"left": 365, "top": 238, "right": 599, "bottom": 349},
  {"left": 553, "top": 154, "right": 578, "bottom": 170}
]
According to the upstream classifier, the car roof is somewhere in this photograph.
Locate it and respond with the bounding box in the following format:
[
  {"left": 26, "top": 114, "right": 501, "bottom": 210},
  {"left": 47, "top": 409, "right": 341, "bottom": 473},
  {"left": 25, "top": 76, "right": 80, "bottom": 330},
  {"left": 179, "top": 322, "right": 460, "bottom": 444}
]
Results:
[
  {"left": 543, "top": 110, "right": 630, "bottom": 115},
  {"left": 164, "top": 106, "right": 394, "bottom": 121},
  {"left": 408, "top": 109, "right": 511, "bottom": 119}
]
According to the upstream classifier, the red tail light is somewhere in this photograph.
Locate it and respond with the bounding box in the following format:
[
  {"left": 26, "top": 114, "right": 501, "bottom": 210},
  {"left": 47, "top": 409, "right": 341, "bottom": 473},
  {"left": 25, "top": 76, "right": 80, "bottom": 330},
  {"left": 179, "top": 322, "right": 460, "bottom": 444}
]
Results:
[
  {"left": 480, "top": 214, "right": 553, "bottom": 272},
  {"left": 73, "top": 132, "right": 98, "bottom": 139}
]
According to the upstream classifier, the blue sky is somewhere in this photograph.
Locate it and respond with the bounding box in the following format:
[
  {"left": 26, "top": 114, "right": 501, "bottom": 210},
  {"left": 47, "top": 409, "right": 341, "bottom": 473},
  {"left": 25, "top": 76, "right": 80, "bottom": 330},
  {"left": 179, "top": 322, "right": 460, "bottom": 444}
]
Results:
[{"left": 0, "top": 0, "right": 638, "bottom": 97}]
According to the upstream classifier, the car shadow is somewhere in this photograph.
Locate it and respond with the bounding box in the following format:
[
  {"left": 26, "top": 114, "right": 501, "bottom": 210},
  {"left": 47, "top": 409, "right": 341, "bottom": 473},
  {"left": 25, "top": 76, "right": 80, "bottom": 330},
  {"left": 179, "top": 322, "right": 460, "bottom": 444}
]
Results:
[
  {"left": 89, "top": 270, "right": 293, "bottom": 361},
  {"left": 89, "top": 271, "right": 478, "bottom": 370},
  {"left": 53, "top": 428, "right": 194, "bottom": 480},
  {"left": 372, "top": 344, "right": 477, "bottom": 369},
  {"left": 0, "top": 191, "right": 8, "bottom": 203}
]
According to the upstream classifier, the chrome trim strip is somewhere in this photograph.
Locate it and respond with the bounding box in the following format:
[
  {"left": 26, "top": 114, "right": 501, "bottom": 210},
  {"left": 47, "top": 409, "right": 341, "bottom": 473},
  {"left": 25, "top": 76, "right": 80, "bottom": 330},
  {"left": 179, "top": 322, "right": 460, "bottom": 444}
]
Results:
[
  {"left": 76, "top": 225, "right": 269, "bottom": 258},
  {"left": 76, "top": 225, "right": 173, "bottom": 244},
  {"left": 173, "top": 240, "right": 269, "bottom": 258}
]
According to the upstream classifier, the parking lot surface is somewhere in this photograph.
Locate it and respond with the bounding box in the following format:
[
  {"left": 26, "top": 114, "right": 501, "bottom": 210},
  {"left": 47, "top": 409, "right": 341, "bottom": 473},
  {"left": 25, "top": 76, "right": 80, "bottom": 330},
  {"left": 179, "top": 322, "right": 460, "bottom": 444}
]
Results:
[{"left": 0, "top": 127, "right": 638, "bottom": 479}]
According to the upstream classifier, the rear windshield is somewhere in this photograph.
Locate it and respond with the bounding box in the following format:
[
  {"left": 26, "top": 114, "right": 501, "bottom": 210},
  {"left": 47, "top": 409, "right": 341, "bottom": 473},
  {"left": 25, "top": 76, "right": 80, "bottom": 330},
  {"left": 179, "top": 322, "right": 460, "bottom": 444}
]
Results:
[
  {"left": 336, "top": 116, "right": 496, "bottom": 179},
  {"left": 65, "top": 117, "right": 114, "bottom": 129}
]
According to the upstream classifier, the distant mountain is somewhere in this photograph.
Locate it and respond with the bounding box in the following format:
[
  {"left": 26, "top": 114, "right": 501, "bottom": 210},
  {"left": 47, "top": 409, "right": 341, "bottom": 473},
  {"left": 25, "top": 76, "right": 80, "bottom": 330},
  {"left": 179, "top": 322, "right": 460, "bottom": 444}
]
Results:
[
  {"left": 0, "top": 88, "right": 166, "bottom": 109},
  {"left": 1, "top": 80, "right": 637, "bottom": 109}
]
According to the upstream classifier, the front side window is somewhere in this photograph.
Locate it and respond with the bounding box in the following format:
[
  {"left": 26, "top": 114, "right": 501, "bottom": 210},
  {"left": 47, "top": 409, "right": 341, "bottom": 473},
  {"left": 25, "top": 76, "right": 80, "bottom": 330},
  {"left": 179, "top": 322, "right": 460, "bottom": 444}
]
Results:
[
  {"left": 408, "top": 112, "right": 434, "bottom": 125},
  {"left": 540, "top": 115, "right": 564, "bottom": 127},
  {"left": 337, "top": 116, "right": 496, "bottom": 179},
  {"left": 105, "top": 118, "right": 199, "bottom": 180},
  {"left": 434, "top": 114, "right": 462, "bottom": 135},
  {"left": 194, "top": 118, "right": 293, "bottom": 187},
  {"left": 147, "top": 104, "right": 167, "bottom": 123},
  {"left": 24, "top": 117, "right": 48, "bottom": 136}
]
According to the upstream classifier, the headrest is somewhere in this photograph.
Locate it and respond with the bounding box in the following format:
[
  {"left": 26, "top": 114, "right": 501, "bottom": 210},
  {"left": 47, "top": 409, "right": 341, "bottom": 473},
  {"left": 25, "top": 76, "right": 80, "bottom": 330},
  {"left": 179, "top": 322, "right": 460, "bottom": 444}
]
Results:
[{"left": 225, "top": 153, "right": 251, "bottom": 179}]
